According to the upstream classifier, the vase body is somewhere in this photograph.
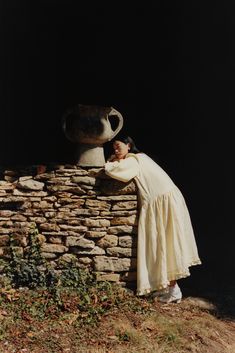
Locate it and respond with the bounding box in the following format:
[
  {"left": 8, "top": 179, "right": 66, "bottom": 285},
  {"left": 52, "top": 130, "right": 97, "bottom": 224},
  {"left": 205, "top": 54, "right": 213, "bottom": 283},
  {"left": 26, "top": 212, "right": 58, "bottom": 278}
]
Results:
[{"left": 62, "top": 104, "right": 124, "bottom": 166}]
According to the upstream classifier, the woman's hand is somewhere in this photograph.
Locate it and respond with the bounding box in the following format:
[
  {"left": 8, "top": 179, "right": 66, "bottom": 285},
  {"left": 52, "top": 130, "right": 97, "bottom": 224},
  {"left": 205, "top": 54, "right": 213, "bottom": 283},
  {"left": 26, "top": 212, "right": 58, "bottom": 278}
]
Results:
[{"left": 107, "top": 154, "right": 120, "bottom": 162}]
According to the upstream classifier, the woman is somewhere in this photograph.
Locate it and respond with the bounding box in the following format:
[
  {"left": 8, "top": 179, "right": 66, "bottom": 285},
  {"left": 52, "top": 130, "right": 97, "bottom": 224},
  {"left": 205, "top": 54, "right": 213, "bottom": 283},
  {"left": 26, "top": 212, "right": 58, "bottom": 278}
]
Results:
[{"left": 104, "top": 136, "right": 201, "bottom": 303}]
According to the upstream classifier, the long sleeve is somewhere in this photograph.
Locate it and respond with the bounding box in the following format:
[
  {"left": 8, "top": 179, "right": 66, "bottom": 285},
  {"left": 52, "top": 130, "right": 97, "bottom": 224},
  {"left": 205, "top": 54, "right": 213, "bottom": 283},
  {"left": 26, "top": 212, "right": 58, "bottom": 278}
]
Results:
[{"left": 104, "top": 154, "right": 140, "bottom": 182}]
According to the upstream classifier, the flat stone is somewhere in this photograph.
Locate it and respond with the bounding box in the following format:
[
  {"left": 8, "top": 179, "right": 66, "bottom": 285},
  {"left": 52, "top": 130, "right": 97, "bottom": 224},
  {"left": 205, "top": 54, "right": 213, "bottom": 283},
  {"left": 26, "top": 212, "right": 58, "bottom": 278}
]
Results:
[
  {"left": 13, "top": 189, "right": 48, "bottom": 197},
  {"left": 83, "top": 218, "right": 110, "bottom": 227},
  {"left": 0, "top": 211, "right": 15, "bottom": 217},
  {"left": 71, "top": 209, "right": 100, "bottom": 216},
  {"left": 85, "top": 199, "right": 111, "bottom": 211},
  {"left": 71, "top": 246, "right": 105, "bottom": 255},
  {"left": 0, "top": 196, "right": 26, "bottom": 203},
  {"left": 110, "top": 214, "right": 138, "bottom": 226},
  {"left": 11, "top": 214, "right": 27, "bottom": 221},
  {"left": 0, "top": 183, "right": 14, "bottom": 190},
  {"left": 46, "top": 177, "right": 71, "bottom": 184},
  {"left": 0, "top": 220, "right": 13, "bottom": 226},
  {"left": 112, "top": 201, "right": 137, "bottom": 211},
  {"left": 59, "top": 225, "right": 88, "bottom": 232},
  {"left": 39, "top": 223, "right": 60, "bottom": 232},
  {"left": 94, "top": 256, "right": 137, "bottom": 272},
  {"left": 41, "top": 243, "right": 68, "bottom": 253},
  {"left": 32, "top": 201, "right": 53, "bottom": 209},
  {"left": 47, "top": 185, "right": 86, "bottom": 195},
  {"left": 95, "top": 272, "right": 120, "bottom": 282},
  {"left": 65, "top": 236, "right": 94, "bottom": 248},
  {"left": 119, "top": 236, "right": 137, "bottom": 248},
  {"left": 58, "top": 201, "right": 85, "bottom": 209},
  {"left": 55, "top": 169, "right": 88, "bottom": 176},
  {"left": 16, "top": 179, "right": 45, "bottom": 191},
  {"left": 29, "top": 217, "right": 47, "bottom": 223},
  {"left": 43, "top": 196, "right": 57, "bottom": 202},
  {"left": 96, "top": 234, "right": 118, "bottom": 248},
  {"left": 99, "top": 179, "right": 137, "bottom": 195},
  {"left": 18, "top": 176, "right": 33, "bottom": 181},
  {"left": 108, "top": 225, "right": 137, "bottom": 235},
  {"left": 34, "top": 172, "right": 56, "bottom": 180},
  {"left": 85, "top": 230, "right": 106, "bottom": 239},
  {"left": 0, "top": 228, "right": 11, "bottom": 234},
  {"left": 48, "top": 236, "right": 62, "bottom": 244},
  {"left": 71, "top": 176, "right": 97, "bottom": 185},
  {"left": 41, "top": 252, "right": 58, "bottom": 259},
  {"left": 56, "top": 253, "right": 78, "bottom": 264},
  {"left": 77, "top": 257, "right": 92, "bottom": 264},
  {"left": 97, "top": 195, "right": 137, "bottom": 201},
  {"left": 106, "top": 247, "right": 136, "bottom": 257}
]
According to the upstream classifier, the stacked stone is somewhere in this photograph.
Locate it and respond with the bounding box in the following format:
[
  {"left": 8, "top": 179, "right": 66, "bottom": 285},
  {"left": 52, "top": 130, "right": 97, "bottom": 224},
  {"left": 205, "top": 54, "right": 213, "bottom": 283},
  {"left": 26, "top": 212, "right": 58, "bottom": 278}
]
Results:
[{"left": 0, "top": 165, "right": 138, "bottom": 286}]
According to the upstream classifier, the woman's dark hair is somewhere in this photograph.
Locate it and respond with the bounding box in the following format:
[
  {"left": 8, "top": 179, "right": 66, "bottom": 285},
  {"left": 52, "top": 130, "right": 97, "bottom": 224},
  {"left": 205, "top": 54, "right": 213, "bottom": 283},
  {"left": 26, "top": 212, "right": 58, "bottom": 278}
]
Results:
[{"left": 114, "top": 135, "right": 141, "bottom": 154}]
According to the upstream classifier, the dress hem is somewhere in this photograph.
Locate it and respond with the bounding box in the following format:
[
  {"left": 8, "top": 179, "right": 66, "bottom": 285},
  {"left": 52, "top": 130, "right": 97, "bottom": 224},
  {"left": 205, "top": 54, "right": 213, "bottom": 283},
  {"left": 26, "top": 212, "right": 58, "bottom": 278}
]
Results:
[{"left": 136, "top": 259, "right": 202, "bottom": 296}]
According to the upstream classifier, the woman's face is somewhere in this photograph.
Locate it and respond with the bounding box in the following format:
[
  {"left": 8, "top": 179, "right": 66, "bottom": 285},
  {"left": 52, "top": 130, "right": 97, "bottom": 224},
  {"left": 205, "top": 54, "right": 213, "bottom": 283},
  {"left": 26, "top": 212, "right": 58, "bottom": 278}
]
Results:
[{"left": 113, "top": 140, "right": 130, "bottom": 160}]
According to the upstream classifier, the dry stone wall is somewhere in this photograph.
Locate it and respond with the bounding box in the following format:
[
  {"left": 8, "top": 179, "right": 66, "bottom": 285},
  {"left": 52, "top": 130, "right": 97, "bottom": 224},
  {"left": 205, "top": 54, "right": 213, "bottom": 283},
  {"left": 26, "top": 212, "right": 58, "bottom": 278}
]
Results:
[{"left": 0, "top": 164, "right": 139, "bottom": 287}]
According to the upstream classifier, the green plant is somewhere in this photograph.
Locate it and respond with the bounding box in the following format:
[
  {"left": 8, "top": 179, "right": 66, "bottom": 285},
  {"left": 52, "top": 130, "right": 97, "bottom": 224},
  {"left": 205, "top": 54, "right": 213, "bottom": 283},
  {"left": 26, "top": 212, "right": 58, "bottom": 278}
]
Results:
[
  {"left": 5, "top": 227, "right": 56, "bottom": 289},
  {"left": 60, "top": 262, "right": 94, "bottom": 291}
]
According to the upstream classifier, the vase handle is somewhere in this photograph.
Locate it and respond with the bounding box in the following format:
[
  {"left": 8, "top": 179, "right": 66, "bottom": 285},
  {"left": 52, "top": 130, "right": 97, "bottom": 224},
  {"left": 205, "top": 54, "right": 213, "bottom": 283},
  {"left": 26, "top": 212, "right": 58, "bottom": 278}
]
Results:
[
  {"left": 108, "top": 107, "right": 124, "bottom": 141},
  {"left": 61, "top": 107, "right": 75, "bottom": 142}
]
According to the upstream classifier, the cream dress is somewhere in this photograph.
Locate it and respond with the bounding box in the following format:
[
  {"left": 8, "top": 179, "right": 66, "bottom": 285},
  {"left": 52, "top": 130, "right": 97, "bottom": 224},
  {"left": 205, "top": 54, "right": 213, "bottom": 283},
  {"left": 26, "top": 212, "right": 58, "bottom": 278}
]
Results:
[{"left": 105, "top": 153, "right": 201, "bottom": 296}]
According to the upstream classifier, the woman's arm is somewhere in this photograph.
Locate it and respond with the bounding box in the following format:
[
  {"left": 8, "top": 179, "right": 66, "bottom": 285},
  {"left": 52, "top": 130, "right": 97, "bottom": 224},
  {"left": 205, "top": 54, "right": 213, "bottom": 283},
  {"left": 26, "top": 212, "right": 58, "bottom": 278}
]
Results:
[
  {"left": 104, "top": 155, "right": 140, "bottom": 182},
  {"left": 107, "top": 154, "right": 119, "bottom": 162}
]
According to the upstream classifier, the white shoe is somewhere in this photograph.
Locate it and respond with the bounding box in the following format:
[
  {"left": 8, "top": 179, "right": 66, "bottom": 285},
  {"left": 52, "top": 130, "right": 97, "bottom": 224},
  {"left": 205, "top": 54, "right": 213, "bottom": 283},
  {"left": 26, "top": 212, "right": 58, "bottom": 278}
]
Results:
[{"left": 158, "top": 284, "right": 182, "bottom": 303}]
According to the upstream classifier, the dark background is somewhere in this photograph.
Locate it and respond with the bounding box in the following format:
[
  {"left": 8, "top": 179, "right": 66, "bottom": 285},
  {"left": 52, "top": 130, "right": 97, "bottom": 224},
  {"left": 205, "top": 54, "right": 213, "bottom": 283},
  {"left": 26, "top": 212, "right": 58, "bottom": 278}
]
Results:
[{"left": 0, "top": 1, "right": 234, "bottom": 300}]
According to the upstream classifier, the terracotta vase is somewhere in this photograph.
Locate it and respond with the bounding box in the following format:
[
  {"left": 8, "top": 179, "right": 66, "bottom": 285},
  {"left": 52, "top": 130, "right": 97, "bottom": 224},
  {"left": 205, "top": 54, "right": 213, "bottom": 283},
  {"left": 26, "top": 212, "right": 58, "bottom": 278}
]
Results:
[{"left": 62, "top": 104, "right": 124, "bottom": 166}]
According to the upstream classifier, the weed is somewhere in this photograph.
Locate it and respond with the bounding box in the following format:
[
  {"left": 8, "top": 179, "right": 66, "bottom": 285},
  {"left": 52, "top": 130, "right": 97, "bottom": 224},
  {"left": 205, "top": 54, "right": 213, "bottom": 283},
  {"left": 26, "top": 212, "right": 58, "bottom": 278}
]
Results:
[
  {"left": 5, "top": 226, "right": 56, "bottom": 289},
  {"left": 117, "top": 330, "right": 131, "bottom": 342}
]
